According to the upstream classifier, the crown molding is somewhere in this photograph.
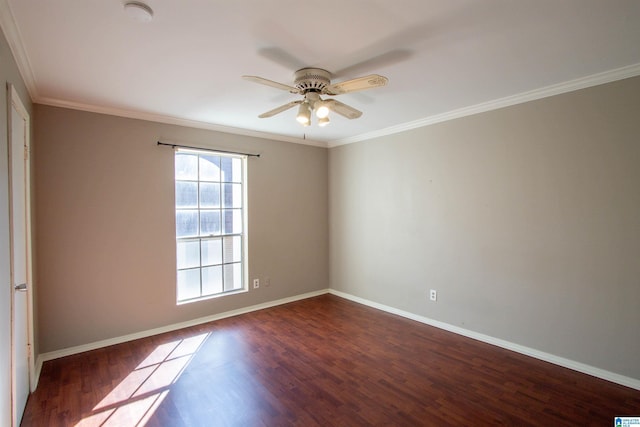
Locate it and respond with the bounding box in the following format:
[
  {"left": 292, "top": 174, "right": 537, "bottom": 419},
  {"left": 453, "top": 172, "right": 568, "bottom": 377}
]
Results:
[
  {"left": 0, "top": 0, "right": 38, "bottom": 99},
  {"left": 36, "top": 96, "right": 326, "bottom": 148},
  {"left": 328, "top": 62, "right": 640, "bottom": 148},
  {"left": 35, "top": 62, "right": 640, "bottom": 150}
]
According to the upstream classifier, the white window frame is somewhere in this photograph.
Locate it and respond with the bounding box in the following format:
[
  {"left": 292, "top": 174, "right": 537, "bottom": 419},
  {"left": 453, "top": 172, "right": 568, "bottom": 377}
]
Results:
[{"left": 174, "top": 148, "right": 248, "bottom": 304}]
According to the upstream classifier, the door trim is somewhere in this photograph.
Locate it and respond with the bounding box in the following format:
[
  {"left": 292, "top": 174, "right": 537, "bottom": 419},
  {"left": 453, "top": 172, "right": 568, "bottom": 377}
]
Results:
[{"left": 7, "top": 84, "right": 35, "bottom": 426}]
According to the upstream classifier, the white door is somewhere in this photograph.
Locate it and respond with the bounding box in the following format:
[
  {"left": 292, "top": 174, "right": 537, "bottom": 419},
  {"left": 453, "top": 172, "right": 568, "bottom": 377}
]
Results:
[{"left": 8, "top": 85, "right": 33, "bottom": 427}]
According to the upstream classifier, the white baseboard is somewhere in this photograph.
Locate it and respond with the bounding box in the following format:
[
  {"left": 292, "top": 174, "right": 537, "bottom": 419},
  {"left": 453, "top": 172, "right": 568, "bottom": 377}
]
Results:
[
  {"left": 35, "top": 289, "right": 330, "bottom": 378},
  {"left": 328, "top": 289, "right": 640, "bottom": 391},
  {"left": 33, "top": 287, "right": 640, "bottom": 392}
]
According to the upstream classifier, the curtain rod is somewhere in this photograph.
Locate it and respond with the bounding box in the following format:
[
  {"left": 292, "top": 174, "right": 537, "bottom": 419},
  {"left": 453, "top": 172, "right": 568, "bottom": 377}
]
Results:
[{"left": 157, "top": 141, "right": 260, "bottom": 158}]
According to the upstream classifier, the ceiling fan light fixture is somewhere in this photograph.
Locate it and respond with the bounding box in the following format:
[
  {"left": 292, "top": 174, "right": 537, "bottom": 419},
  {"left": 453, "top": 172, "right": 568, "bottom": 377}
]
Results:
[
  {"left": 245, "top": 67, "right": 386, "bottom": 127},
  {"left": 318, "top": 116, "right": 330, "bottom": 127},
  {"left": 296, "top": 103, "right": 311, "bottom": 125}
]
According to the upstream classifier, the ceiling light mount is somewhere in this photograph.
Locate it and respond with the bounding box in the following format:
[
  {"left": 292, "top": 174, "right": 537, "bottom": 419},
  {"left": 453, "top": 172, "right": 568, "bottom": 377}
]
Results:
[{"left": 124, "top": 1, "right": 154, "bottom": 23}]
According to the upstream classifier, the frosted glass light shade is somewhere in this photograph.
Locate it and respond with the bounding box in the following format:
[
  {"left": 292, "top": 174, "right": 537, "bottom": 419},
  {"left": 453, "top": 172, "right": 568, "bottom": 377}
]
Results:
[
  {"left": 315, "top": 103, "right": 330, "bottom": 118},
  {"left": 296, "top": 103, "right": 311, "bottom": 125}
]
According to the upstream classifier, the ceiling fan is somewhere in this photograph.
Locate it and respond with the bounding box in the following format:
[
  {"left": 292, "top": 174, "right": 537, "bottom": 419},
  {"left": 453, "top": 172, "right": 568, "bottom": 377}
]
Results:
[{"left": 242, "top": 68, "right": 388, "bottom": 127}]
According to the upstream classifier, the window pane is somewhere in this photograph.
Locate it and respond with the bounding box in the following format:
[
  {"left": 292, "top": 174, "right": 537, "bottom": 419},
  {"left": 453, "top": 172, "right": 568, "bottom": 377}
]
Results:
[
  {"left": 200, "top": 183, "right": 220, "bottom": 208},
  {"left": 176, "top": 210, "right": 199, "bottom": 237},
  {"left": 222, "top": 183, "right": 242, "bottom": 208},
  {"left": 175, "top": 153, "right": 198, "bottom": 181},
  {"left": 177, "top": 268, "right": 201, "bottom": 300},
  {"left": 202, "top": 238, "right": 222, "bottom": 266},
  {"left": 177, "top": 240, "right": 200, "bottom": 269},
  {"left": 222, "top": 209, "right": 242, "bottom": 235},
  {"left": 223, "top": 236, "right": 242, "bottom": 263},
  {"left": 220, "top": 157, "right": 232, "bottom": 182},
  {"left": 202, "top": 265, "right": 223, "bottom": 295},
  {"left": 231, "top": 158, "right": 243, "bottom": 182},
  {"left": 176, "top": 182, "right": 198, "bottom": 208},
  {"left": 224, "top": 263, "right": 242, "bottom": 291},
  {"left": 220, "top": 157, "right": 242, "bottom": 183},
  {"left": 199, "top": 155, "right": 220, "bottom": 182},
  {"left": 200, "top": 210, "right": 221, "bottom": 236}
]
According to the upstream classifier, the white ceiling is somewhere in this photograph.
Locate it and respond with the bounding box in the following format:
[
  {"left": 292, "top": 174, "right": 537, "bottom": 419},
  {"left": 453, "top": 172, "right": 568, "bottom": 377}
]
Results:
[{"left": 2, "top": 0, "right": 640, "bottom": 146}]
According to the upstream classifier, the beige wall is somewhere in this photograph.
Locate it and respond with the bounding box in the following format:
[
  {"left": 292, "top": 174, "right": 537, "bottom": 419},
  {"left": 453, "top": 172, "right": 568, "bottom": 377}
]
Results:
[
  {"left": 34, "top": 105, "right": 328, "bottom": 353},
  {"left": 329, "top": 76, "right": 640, "bottom": 380},
  {"left": 1, "top": 27, "right": 33, "bottom": 426}
]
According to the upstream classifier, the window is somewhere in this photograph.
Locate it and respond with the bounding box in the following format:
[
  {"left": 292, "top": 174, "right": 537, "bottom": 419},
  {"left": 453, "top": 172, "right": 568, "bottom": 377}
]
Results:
[{"left": 174, "top": 149, "right": 247, "bottom": 303}]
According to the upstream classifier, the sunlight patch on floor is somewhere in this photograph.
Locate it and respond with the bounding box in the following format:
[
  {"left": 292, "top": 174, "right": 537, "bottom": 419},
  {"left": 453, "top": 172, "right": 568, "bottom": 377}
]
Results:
[{"left": 75, "top": 333, "right": 209, "bottom": 427}]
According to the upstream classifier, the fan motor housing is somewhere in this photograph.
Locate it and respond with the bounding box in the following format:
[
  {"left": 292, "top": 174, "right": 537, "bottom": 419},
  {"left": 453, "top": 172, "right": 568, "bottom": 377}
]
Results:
[{"left": 294, "top": 68, "right": 331, "bottom": 93}]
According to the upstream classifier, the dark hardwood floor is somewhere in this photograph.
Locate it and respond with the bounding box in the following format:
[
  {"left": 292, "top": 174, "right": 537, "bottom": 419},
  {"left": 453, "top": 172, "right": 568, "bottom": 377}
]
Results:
[{"left": 22, "top": 294, "right": 640, "bottom": 426}]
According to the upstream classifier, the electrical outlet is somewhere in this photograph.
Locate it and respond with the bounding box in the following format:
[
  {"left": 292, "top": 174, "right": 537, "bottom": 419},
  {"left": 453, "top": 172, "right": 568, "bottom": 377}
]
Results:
[
  {"left": 429, "top": 289, "right": 437, "bottom": 301},
  {"left": 253, "top": 279, "right": 260, "bottom": 289},
  {"left": 264, "top": 277, "right": 270, "bottom": 287}
]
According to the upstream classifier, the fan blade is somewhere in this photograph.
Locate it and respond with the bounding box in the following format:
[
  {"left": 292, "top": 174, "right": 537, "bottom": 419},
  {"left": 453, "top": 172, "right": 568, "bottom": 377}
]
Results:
[
  {"left": 258, "top": 100, "right": 302, "bottom": 118},
  {"left": 242, "top": 75, "right": 300, "bottom": 94},
  {"left": 324, "top": 99, "right": 362, "bottom": 119},
  {"left": 324, "top": 74, "right": 388, "bottom": 95}
]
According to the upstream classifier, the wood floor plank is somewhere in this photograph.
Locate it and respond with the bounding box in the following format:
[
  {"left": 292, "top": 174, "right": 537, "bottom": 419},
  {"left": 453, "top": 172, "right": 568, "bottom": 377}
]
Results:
[{"left": 21, "top": 294, "right": 640, "bottom": 426}]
